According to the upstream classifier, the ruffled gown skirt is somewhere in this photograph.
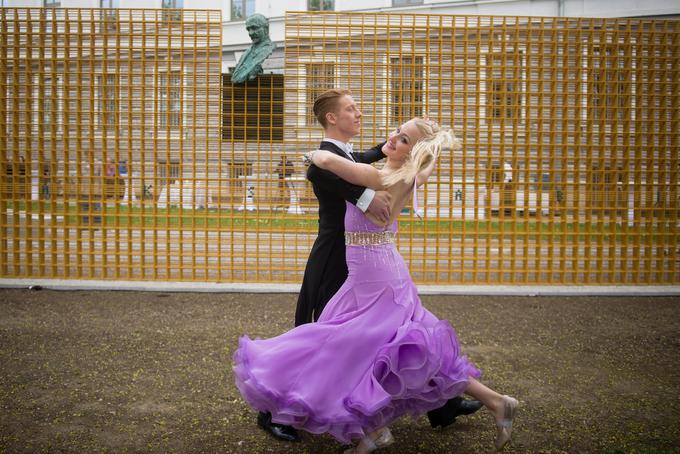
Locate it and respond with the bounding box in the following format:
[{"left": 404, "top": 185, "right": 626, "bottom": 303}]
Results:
[{"left": 233, "top": 237, "right": 480, "bottom": 443}]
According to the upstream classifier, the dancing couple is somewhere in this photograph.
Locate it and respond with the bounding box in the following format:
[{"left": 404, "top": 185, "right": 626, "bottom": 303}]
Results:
[{"left": 232, "top": 89, "right": 519, "bottom": 452}]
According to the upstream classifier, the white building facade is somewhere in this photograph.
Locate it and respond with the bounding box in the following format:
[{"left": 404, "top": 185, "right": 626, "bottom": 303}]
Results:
[{"left": 3, "top": 1, "right": 678, "bottom": 72}]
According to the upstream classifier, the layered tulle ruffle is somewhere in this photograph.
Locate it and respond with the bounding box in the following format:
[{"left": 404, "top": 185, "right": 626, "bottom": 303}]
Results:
[
  {"left": 231, "top": 202, "right": 480, "bottom": 443},
  {"left": 233, "top": 317, "right": 479, "bottom": 443}
]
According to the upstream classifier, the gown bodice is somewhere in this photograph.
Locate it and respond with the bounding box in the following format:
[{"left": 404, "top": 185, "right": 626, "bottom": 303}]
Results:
[
  {"left": 342, "top": 202, "right": 404, "bottom": 285},
  {"left": 344, "top": 202, "right": 397, "bottom": 235}
]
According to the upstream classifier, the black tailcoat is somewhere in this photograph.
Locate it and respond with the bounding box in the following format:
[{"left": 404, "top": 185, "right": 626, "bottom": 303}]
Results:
[{"left": 294, "top": 141, "right": 385, "bottom": 326}]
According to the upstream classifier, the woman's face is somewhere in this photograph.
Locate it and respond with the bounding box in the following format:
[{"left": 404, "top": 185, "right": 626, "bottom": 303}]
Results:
[{"left": 382, "top": 120, "right": 422, "bottom": 163}]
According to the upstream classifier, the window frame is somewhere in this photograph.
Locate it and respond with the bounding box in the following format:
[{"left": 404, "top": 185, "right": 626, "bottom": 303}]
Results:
[
  {"left": 391, "top": 0, "right": 423, "bottom": 6},
  {"left": 161, "top": 0, "right": 183, "bottom": 22},
  {"left": 157, "top": 69, "right": 183, "bottom": 133},
  {"left": 307, "top": 0, "right": 334, "bottom": 11},
  {"left": 33, "top": 74, "right": 63, "bottom": 136},
  {"left": 96, "top": 73, "right": 119, "bottom": 134},
  {"left": 485, "top": 50, "right": 524, "bottom": 123},
  {"left": 589, "top": 43, "right": 632, "bottom": 124},
  {"left": 389, "top": 55, "right": 425, "bottom": 124},
  {"left": 305, "top": 62, "right": 336, "bottom": 125},
  {"left": 231, "top": 0, "right": 255, "bottom": 21},
  {"left": 157, "top": 159, "right": 180, "bottom": 186},
  {"left": 100, "top": 0, "right": 119, "bottom": 32}
]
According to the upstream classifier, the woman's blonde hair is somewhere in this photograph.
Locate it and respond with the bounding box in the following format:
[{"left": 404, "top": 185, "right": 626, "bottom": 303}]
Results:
[{"left": 381, "top": 117, "right": 461, "bottom": 188}]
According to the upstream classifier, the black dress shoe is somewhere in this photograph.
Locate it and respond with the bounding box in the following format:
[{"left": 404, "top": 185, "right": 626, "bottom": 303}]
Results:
[
  {"left": 427, "top": 397, "right": 483, "bottom": 428},
  {"left": 257, "top": 411, "right": 300, "bottom": 442},
  {"left": 453, "top": 399, "right": 483, "bottom": 417}
]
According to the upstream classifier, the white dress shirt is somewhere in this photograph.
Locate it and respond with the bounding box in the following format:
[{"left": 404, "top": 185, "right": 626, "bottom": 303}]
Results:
[{"left": 321, "top": 138, "right": 375, "bottom": 213}]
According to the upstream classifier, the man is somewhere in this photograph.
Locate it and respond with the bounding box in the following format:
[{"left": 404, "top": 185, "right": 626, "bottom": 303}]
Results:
[
  {"left": 295, "top": 89, "right": 392, "bottom": 326},
  {"left": 231, "top": 13, "right": 276, "bottom": 84},
  {"left": 257, "top": 89, "right": 481, "bottom": 442}
]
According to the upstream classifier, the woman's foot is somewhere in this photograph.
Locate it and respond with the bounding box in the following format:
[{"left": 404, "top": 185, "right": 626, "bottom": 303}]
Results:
[
  {"left": 494, "top": 395, "right": 518, "bottom": 451},
  {"left": 343, "top": 427, "right": 394, "bottom": 454}
]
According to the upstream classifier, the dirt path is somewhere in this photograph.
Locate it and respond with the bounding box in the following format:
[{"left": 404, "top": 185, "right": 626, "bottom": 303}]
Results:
[{"left": 1, "top": 289, "right": 679, "bottom": 453}]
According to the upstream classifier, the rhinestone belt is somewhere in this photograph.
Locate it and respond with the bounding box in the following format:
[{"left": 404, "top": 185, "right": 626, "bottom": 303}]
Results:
[{"left": 344, "top": 230, "right": 396, "bottom": 246}]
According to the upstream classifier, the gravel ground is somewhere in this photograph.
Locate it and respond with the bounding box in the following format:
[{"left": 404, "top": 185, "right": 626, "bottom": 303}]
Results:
[{"left": 1, "top": 289, "right": 679, "bottom": 453}]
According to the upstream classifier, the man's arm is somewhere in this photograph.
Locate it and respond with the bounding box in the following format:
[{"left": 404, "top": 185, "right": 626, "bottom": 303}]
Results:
[{"left": 351, "top": 142, "right": 386, "bottom": 164}]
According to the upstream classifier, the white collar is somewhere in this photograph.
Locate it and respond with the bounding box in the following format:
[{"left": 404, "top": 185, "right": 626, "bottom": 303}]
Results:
[{"left": 322, "top": 138, "right": 354, "bottom": 161}]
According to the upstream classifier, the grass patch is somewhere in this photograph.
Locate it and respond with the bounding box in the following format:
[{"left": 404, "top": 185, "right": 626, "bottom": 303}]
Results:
[{"left": 7, "top": 200, "right": 679, "bottom": 241}]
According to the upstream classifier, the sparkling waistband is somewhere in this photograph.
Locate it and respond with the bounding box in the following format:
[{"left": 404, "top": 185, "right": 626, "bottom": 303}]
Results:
[{"left": 345, "top": 230, "right": 396, "bottom": 246}]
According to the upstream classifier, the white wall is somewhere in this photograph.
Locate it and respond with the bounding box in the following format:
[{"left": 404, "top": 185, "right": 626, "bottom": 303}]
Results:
[
  {"left": 259, "top": 0, "right": 305, "bottom": 17},
  {"left": 185, "top": 0, "right": 222, "bottom": 10},
  {"left": 344, "top": 0, "right": 679, "bottom": 17},
  {"left": 564, "top": 0, "right": 680, "bottom": 17},
  {"left": 337, "top": 0, "right": 390, "bottom": 11},
  {"left": 221, "top": 0, "right": 679, "bottom": 47},
  {"left": 120, "top": 0, "right": 160, "bottom": 7},
  {"left": 4, "top": 0, "right": 42, "bottom": 6},
  {"left": 3, "top": 0, "right": 221, "bottom": 8},
  {"left": 5, "top": 0, "right": 679, "bottom": 17},
  {"left": 2, "top": 0, "right": 677, "bottom": 50}
]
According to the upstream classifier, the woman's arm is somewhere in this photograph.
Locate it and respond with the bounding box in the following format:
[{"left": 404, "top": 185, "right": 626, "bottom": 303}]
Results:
[
  {"left": 307, "top": 150, "right": 384, "bottom": 190},
  {"left": 415, "top": 157, "right": 437, "bottom": 188}
]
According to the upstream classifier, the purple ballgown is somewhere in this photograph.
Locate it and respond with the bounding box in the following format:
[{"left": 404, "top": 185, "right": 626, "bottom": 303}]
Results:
[{"left": 233, "top": 203, "right": 480, "bottom": 443}]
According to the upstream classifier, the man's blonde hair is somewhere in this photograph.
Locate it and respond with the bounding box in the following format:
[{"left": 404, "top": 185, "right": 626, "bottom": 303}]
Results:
[{"left": 313, "top": 88, "right": 351, "bottom": 128}]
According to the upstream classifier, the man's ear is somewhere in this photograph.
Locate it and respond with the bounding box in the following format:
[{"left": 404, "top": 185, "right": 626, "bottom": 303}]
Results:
[{"left": 325, "top": 112, "right": 337, "bottom": 126}]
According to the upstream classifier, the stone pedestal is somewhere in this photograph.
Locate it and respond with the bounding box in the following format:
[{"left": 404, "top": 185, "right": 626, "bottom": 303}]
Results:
[
  {"left": 285, "top": 176, "right": 306, "bottom": 215},
  {"left": 237, "top": 175, "right": 258, "bottom": 211}
]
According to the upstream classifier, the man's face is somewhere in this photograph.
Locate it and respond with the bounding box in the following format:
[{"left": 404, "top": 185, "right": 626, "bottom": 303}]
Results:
[
  {"left": 327, "top": 94, "right": 362, "bottom": 139},
  {"left": 246, "top": 21, "right": 266, "bottom": 44}
]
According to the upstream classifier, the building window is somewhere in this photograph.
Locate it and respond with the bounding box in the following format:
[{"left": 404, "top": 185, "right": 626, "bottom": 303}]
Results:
[
  {"left": 590, "top": 45, "right": 631, "bottom": 123},
  {"left": 308, "top": 0, "right": 334, "bottom": 11},
  {"left": 40, "top": 7, "right": 58, "bottom": 33},
  {"left": 227, "top": 161, "right": 253, "bottom": 179},
  {"left": 392, "top": 0, "right": 423, "bottom": 6},
  {"left": 42, "top": 78, "right": 53, "bottom": 130},
  {"left": 486, "top": 52, "right": 522, "bottom": 122},
  {"left": 43, "top": 0, "right": 60, "bottom": 7},
  {"left": 158, "top": 71, "right": 182, "bottom": 130},
  {"left": 40, "top": 76, "right": 62, "bottom": 134},
  {"left": 231, "top": 0, "right": 255, "bottom": 21},
  {"left": 162, "top": 0, "right": 183, "bottom": 22},
  {"left": 100, "top": 0, "right": 119, "bottom": 31},
  {"left": 222, "top": 74, "right": 284, "bottom": 142},
  {"left": 390, "top": 56, "right": 424, "bottom": 123},
  {"left": 97, "top": 74, "right": 119, "bottom": 132},
  {"left": 306, "top": 63, "right": 335, "bottom": 125},
  {"left": 491, "top": 162, "right": 501, "bottom": 184},
  {"left": 158, "top": 160, "right": 180, "bottom": 186}
]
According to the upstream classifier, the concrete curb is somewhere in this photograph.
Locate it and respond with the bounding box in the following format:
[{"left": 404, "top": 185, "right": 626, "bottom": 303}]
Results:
[{"left": 2, "top": 278, "right": 679, "bottom": 296}]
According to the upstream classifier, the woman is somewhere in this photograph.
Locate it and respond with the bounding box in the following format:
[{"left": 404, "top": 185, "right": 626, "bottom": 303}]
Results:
[{"left": 233, "top": 118, "right": 518, "bottom": 453}]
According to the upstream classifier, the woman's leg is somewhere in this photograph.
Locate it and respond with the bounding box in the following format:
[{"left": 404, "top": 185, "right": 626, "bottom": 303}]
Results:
[
  {"left": 344, "top": 427, "right": 394, "bottom": 454},
  {"left": 464, "top": 377, "right": 518, "bottom": 450},
  {"left": 464, "top": 377, "right": 505, "bottom": 418}
]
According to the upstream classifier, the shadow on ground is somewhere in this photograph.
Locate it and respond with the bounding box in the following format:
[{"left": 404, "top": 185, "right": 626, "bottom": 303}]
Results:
[{"left": 1, "top": 289, "right": 679, "bottom": 453}]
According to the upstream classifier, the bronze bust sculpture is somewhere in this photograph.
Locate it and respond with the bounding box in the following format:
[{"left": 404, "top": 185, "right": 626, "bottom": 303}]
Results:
[{"left": 231, "top": 14, "right": 276, "bottom": 84}]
